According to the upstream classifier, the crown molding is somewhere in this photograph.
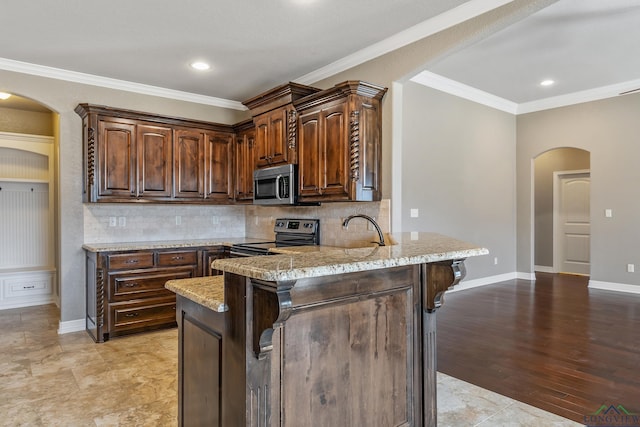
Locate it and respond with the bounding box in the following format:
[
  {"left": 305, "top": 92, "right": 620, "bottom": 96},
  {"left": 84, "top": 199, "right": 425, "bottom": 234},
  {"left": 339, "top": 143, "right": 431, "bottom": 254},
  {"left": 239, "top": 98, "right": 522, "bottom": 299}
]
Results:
[
  {"left": 516, "top": 79, "right": 640, "bottom": 114},
  {"left": 294, "top": 0, "right": 514, "bottom": 85},
  {"left": 410, "top": 71, "right": 517, "bottom": 113},
  {"left": 0, "top": 57, "right": 247, "bottom": 111},
  {"left": 410, "top": 70, "right": 640, "bottom": 115}
]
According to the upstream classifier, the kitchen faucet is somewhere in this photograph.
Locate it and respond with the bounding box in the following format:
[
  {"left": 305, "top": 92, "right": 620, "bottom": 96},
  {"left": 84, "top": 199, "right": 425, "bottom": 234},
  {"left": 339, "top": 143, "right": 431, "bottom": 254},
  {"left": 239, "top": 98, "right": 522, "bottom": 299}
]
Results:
[{"left": 342, "top": 214, "right": 386, "bottom": 246}]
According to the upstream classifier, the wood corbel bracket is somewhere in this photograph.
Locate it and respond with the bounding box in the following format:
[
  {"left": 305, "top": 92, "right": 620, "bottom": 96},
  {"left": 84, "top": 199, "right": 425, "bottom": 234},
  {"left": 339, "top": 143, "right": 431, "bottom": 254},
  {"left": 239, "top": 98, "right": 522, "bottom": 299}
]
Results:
[
  {"left": 252, "top": 280, "right": 295, "bottom": 360},
  {"left": 423, "top": 259, "right": 466, "bottom": 312}
]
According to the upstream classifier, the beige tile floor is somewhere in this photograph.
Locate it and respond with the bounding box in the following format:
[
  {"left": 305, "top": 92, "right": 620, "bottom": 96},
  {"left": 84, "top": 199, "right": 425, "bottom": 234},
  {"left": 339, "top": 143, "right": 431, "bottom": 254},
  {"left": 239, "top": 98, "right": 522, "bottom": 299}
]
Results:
[{"left": 0, "top": 304, "right": 582, "bottom": 426}]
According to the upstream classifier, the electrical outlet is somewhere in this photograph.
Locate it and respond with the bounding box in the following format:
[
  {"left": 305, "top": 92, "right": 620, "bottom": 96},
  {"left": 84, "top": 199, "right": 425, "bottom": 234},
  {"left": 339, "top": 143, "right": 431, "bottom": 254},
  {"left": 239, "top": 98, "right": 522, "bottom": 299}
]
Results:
[
  {"left": 494, "top": 257, "right": 498, "bottom": 265},
  {"left": 176, "top": 215, "right": 181, "bottom": 226},
  {"left": 211, "top": 216, "right": 220, "bottom": 225},
  {"left": 605, "top": 209, "right": 613, "bottom": 218},
  {"left": 118, "top": 217, "right": 126, "bottom": 227},
  {"left": 410, "top": 209, "right": 419, "bottom": 218},
  {"left": 628, "top": 264, "right": 635, "bottom": 273},
  {"left": 109, "top": 217, "right": 117, "bottom": 227}
]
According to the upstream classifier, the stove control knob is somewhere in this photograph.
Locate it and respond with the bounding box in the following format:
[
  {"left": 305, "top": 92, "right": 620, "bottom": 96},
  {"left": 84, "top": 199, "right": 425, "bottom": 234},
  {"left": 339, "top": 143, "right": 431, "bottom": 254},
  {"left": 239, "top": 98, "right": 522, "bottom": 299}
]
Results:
[{"left": 276, "top": 221, "right": 285, "bottom": 227}]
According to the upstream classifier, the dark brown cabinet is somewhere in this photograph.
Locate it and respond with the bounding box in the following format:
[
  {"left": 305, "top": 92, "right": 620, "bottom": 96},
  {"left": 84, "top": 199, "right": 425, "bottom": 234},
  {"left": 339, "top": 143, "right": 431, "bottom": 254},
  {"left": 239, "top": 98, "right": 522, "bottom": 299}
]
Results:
[
  {"left": 233, "top": 120, "right": 256, "bottom": 202},
  {"left": 242, "top": 82, "right": 320, "bottom": 170},
  {"left": 295, "top": 81, "right": 387, "bottom": 202},
  {"left": 254, "top": 106, "right": 292, "bottom": 167},
  {"left": 174, "top": 128, "right": 205, "bottom": 199},
  {"left": 204, "top": 131, "right": 234, "bottom": 202},
  {"left": 75, "top": 104, "right": 236, "bottom": 203},
  {"left": 85, "top": 245, "right": 227, "bottom": 342}
]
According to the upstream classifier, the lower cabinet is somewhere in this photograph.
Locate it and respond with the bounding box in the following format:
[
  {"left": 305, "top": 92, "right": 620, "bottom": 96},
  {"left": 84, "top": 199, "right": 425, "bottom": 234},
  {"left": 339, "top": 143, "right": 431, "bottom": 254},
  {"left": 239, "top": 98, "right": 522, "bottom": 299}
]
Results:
[
  {"left": 177, "top": 295, "right": 224, "bottom": 426},
  {"left": 85, "top": 245, "right": 227, "bottom": 342}
]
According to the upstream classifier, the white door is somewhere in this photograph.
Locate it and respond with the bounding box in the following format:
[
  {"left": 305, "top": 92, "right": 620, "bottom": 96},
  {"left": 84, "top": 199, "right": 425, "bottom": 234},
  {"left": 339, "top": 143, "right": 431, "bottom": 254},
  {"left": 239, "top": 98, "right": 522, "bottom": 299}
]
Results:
[{"left": 554, "top": 171, "right": 590, "bottom": 275}]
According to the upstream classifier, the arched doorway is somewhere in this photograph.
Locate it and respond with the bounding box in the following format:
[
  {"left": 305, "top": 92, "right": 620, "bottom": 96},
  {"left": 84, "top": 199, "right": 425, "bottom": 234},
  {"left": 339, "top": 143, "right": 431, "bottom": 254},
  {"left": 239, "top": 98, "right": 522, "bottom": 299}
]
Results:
[
  {"left": 0, "top": 93, "right": 58, "bottom": 310},
  {"left": 533, "top": 147, "right": 590, "bottom": 275}
]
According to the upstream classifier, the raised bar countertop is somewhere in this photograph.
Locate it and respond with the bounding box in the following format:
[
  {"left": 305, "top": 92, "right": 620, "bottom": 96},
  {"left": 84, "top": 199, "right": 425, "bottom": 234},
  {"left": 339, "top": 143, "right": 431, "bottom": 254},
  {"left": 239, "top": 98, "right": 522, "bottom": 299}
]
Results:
[
  {"left": 82, "top": 237, "right": 269, "bottom": 252},
  {"left": 213, "top": 232, "right": 489, "bottom": 282},
  {"left": 165, "top": 276, "right": 226, "bottom": 312}
]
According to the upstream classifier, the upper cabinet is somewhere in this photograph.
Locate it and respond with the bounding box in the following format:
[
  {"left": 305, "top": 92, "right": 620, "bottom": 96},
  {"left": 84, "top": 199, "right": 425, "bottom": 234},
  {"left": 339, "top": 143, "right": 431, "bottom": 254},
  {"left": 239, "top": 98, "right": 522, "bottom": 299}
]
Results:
[
  {"left": 76, "top": 80, "right": 386, "bottom": 205},
  {"left": 233, "top": 120, "right": 256, "bottom": 202},
  {"left": 75, "top": 104, "right": 235, "bottom": 203},
  {"left": 294, "top": 81, "right": 387, "bottom": 202},
  {"left": 242, "top": 83, "right": 320, "bottom": 169}
]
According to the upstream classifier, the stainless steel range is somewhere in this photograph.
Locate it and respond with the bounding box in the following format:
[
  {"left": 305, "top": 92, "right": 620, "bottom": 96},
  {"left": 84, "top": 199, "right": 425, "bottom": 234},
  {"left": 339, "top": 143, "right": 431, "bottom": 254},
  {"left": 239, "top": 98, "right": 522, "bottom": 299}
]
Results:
[{"left": 229, "top": 218, "right": 320, "bottom": 257}]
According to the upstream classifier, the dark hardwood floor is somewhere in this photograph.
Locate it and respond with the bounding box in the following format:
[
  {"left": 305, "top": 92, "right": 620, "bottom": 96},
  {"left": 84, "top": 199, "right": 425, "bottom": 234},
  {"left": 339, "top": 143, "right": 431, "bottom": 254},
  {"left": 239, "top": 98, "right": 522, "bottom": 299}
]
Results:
[{"left": 437, "top": 272, "right": 640, "bottom": 424}]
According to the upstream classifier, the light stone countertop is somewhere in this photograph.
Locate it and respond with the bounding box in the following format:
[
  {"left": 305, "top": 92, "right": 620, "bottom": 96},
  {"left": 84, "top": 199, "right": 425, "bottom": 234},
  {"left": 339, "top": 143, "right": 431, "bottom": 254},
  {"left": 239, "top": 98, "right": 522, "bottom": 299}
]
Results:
[
  {"left": 165, "top": 276, "right": 226, "bottom": 312},
  {"left": 213, "top": 232, "right": 489, "bottom": 282},
  {"left": 82, "top": 237, "right": 271, "bottom": 252}
]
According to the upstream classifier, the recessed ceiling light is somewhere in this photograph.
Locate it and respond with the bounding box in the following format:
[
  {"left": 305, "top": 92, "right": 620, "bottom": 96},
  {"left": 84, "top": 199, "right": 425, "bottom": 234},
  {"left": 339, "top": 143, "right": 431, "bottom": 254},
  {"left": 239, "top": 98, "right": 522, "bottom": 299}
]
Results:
[
  {"left": 0, "top": 92, "right": 11, "bottom": 100},
  {"left": 540, "top": 79, "right": 555, "bottom": 87},
  {"left": 190, "top": 62, "right": 211, "bottom": 71}
]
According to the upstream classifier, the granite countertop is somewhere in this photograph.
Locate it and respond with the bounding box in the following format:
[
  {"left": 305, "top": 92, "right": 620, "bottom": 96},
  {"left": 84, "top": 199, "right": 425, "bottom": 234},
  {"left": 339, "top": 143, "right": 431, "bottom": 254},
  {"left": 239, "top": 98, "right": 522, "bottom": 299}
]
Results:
[
  {"left": 213, "top": 232, "right": 489, "bottom": 282},
  {"left": 82, "top": 237, "right": 271, "bottom": 252},
  {"left": 165, "top": 276, "right": 226, "bottom": 312}
]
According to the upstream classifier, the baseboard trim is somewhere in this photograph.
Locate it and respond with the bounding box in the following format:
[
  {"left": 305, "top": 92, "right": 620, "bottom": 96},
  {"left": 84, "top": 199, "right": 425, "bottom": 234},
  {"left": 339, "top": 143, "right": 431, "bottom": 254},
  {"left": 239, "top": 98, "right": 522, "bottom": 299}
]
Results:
[
  {"left": 57, "top": 318, "right": 85, "bottom": 335},
  {"left": 588, "top": 280, "right": 640, "bottom": 295},
  {"left": 534, "top": 265, "right": 554, "bottom": 273},
  {"left": 448, "top": 272, "right": 518, "bottom": 293},
  {"left": 517, "top": 272, "right": 536, "bottom": 281}
]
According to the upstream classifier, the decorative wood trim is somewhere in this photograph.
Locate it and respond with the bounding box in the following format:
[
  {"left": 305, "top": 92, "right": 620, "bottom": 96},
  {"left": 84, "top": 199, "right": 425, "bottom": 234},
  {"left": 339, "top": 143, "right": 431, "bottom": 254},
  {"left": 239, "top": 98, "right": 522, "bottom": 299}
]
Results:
[
  {"left": 96, "top": 268, "right": 105, "bottom": 328},
  {"left": 252, "top": 281, "right": 294, "bottom": 359},
  {"left": 288, "top": 109, "right": 297, "bottom": 150},
  {"left": 423, "top": 260, "right": 466, "bottom": 312},
  {"left": 87, "top": 127, "right": 96, "bottom": 187},
  {"left": 350, "top": 110, "right": 360, "bottom": 181}
]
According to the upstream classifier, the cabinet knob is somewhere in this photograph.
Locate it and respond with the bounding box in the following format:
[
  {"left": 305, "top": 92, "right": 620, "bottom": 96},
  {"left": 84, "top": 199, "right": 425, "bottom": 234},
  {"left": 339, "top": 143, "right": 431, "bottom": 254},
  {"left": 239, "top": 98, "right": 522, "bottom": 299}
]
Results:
[
  {"left": 171, "top": 256, "right": 184, "bottom": 260},
  {"left": 124, "top": 312, "right": 140, "bottom": 318},
  {"left": 125, "top": 259, "right": 139, "bottom": 264},
  {"left": 122, "top": 282, "right": 138, "bottom": 288}
]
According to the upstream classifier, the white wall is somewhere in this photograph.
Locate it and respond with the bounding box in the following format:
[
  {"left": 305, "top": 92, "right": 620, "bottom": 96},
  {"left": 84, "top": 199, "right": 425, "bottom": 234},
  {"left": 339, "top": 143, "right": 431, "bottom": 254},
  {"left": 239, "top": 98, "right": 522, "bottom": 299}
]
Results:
[
  {"left": 517, "top": 93, "right": 640, "bottom": 288},
  {"left": 401, "top": 82, "right": 516, "bottom": 280}
]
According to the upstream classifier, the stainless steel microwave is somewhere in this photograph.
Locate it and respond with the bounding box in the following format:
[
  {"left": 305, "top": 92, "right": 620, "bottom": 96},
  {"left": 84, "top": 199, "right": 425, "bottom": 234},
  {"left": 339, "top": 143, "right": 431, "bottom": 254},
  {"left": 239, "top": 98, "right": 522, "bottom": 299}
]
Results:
[{"left": 253, "top": 164, "right": 297, "bottom": 205}]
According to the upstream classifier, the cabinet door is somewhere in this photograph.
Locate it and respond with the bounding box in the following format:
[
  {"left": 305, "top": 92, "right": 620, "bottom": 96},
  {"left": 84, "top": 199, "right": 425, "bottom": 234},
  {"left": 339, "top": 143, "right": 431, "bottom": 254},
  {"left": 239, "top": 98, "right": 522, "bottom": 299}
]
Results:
[
  {"left": 205, "top": 132, "right": 233, "bottom": 201},
  {"left": 321, "top": 102, "right": 349, "bottom": 198},
  {"left": 268, "top": 107, "right": 289, "bottom": 166},
  {"left": 298, "top": 110, "right": 322, "bottom": 197},
  {"left": 298, "top": 102, "right": 349, "bottom": 199},
  {"left": 203, "top": 247, "right": 228, "bottom": 276},
  {"left": 137, "top": 124, "right": 173, "bottom": 198},
  {"left": 174, "top": 129, "right": 205, "bottom": 199},
  {"left": 254, "top": 107, "right": 290, "bottom": 168},
  {"left": 98, "top": 119, "right": 136, "bottom": 198},
  {"left": 234, "top": 128, "right": 255, "bottom": 201}
]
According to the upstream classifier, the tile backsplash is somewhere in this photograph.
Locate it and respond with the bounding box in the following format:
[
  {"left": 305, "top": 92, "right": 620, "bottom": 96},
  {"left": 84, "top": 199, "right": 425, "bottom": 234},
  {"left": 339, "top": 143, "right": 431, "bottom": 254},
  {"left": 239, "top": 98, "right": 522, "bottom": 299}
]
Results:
[
  {"left": 245, "top": 199, "right": 390, "bottom": 248},
  {"left": 83, "top": 204, "right": 247, "bottom": 243},
  {"left": 84, "top": 200, "right": 390, "bottom": 247}
]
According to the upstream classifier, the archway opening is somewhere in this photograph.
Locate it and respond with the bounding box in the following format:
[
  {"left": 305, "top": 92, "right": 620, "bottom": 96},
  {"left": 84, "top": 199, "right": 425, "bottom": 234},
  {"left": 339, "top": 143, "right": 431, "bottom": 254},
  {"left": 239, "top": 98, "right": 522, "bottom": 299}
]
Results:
[{"left": 533, "top": 147, "right": 591, "bottom": 276}]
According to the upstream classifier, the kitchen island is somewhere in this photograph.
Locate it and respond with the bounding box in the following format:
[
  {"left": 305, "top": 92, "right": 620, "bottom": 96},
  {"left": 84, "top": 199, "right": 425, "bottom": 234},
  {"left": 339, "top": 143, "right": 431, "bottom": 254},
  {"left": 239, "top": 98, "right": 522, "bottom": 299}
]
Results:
[{"left": 167, "top": 232, "right": 488, "bottom": 427}]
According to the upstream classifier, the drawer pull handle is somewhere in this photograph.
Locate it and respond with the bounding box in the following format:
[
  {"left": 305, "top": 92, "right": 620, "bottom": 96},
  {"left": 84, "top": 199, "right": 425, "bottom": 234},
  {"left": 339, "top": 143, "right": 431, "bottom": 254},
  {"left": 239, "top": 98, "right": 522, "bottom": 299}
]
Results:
[
  {"left": 124, "top": 312, "right": 140, "bottom": 318},
  {"left": 125, "top": 259, "right": 139, "bottom": 264},
  {"left": 122, "top": 283, "right": 138, "bottom": 288},
  {"left": 171, "top": 256, "right": 184, "bottom": 260},
  {"left": 24, "top": 285, "right": 36, "bottom": 289}
]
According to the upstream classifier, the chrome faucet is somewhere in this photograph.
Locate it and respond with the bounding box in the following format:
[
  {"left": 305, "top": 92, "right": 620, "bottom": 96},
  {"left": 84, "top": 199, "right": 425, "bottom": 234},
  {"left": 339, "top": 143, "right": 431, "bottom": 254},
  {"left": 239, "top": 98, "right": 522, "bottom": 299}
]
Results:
[{"left": 342, "top": 214, "right": 386, "bottom": 246}]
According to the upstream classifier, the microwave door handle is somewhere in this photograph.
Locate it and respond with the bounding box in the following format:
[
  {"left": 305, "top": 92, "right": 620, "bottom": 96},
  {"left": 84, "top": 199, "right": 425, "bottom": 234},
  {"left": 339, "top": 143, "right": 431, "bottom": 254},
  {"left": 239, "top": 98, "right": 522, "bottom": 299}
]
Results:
[{"left": 275, "top": 175, "right": 282, "bottom": 200}]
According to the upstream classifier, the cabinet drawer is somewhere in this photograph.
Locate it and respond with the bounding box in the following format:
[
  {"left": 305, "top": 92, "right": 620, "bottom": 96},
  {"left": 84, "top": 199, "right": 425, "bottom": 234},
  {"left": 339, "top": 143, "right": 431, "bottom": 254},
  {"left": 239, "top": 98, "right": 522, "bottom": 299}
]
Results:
[
  {"left": 108, "top": 252, "right": 154, "bottom": 270},
  {"left": 109, "top": 268, "right": 194, "bottom": 302},
  {"left": 109, "top": 297, "right": 177, "bottom": 334},
  {"left": 157, "top": 250, "right": 198, "bottom": 266}
]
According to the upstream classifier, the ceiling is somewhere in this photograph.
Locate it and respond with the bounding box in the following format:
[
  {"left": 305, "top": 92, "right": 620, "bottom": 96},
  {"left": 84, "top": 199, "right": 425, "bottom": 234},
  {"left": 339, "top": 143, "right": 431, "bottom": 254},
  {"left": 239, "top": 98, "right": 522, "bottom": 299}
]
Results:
[{"left": 1, "top": 0, "right": 639, "bottom": 114}]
